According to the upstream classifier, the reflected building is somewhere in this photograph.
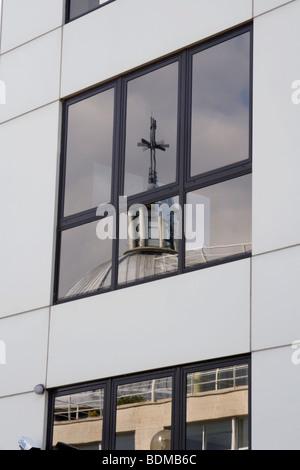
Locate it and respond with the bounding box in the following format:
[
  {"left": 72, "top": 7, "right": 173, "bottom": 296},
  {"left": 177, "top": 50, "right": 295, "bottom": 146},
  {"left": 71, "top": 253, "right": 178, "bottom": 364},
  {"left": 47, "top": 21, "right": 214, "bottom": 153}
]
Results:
[
  {"left": 52, "top": 364, "right": 248, "bottom": 451},
  {"left": 56, "top": 113, "right": 251, "bottom": 451}
]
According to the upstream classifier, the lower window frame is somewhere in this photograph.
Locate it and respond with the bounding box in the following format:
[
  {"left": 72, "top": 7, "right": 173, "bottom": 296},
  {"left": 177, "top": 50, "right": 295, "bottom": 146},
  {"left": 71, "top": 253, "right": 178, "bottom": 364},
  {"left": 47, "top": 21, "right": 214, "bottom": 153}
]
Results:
[{"left": 46, "top": 354, "right": 251, "bottom": 451}]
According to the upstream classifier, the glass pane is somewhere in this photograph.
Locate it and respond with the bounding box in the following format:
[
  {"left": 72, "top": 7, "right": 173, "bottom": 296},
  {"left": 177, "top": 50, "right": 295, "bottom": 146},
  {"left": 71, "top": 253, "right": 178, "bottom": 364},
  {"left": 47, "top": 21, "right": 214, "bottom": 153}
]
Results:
[
  {"left": 115, "top": 377, "right": 172, "bottom": 450},
  {"left": 187, "top": 370, "right": 217, "bottom": 394},
  {"left": 218, "top": 368, "right": 234, "bottom": 390},
  {"left": 186, "top": 364, "right": 249, "bottom": 450},
  {"left": 191, "top": 32, "right": 250, "bottom": 176},
  {"left": 58, "top": 221, "right": 113, "bottom": 299},
  {"left": 118, "top": 196, "right": 179, "bottom": 286},
  {"left": 69, "top": 0, "right": 110, "bottom": 20},
  {"left": 52, "top": 389, "right": 104, "bottom": 450},
  {"left": 64, "top": 88, "right": 114, "bottom": 216},
  {"left": 235, "top": 365, "right": 249, "bottom": 387},
  {"left": 186, "top": 423, "right": 203, "bottom": 450},
  {"left": 238, "top": 418, "right": 249, "bottom": 449},
  {"left": 116, "top": 433, "right": 135, "bottom": 451},
  {"left": 205, "top": 420, "right": 232, "bottom": 450},
  {"left": 124, "top": 62, "right": 178, "bottom": 196},
  {"left": 185, "top": 174, "right": 252, "bottom": 268}
]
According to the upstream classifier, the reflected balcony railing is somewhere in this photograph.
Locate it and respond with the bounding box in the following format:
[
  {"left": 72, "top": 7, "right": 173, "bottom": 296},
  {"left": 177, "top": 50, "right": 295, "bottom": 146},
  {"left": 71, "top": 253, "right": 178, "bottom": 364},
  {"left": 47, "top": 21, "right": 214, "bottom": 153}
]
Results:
[
  {"left": 187, "top": 364, "right": 249, "bottom": 395},
  {"left": 185, "top": 243, "right": 252, "bottom": 267},
  {"left": 54, "top": 366, "right": 248, "bottom": 423}
]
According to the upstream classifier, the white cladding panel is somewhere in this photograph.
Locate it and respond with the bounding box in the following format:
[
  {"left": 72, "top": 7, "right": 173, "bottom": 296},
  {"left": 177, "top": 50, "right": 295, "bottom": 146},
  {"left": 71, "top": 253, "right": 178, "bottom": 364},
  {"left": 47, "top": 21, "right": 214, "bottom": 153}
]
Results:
[
  {"left": 252, "top": 346, "right": 300, "bottom": 450},
  {"left": 0, "top": 29, "right": 61, "bottom": 123},
  {"left": 0, "top": 309, "right": 49, "bottom": 397},
  {"left": 1, "top": 0, "right": 63, "bottom": 54},
  {"left": 47, "top": 259, "right": 251, "bottom": 388},
  {"left": 252, "top": 246, "right": 300, "bottom": 351},
  {"left": 253, "top": 0, "right": 294, "bottom": 16},
  {"left": 0, "top": 393, "right": 46, "bottom": 450},
  {"left": 61, "top": 0, "right": 252, "bottom": 97},
  {"left": 252, "top": 0, "right": 300, "bottom": 254},
  {"left": 0, "top": 103, "right": 60, "bottom": 317}
]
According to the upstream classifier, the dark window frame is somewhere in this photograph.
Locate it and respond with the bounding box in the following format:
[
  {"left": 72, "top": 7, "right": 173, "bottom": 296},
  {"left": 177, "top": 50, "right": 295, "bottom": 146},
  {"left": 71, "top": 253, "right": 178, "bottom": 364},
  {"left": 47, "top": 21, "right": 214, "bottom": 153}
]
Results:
[
  {"left": 66, "top": 0, "right": 116, "bottom": 23},
  {"left": 185, "top": 27, "right": 253, "bottom": 185},
  {"left": 54, "top": 23, "right": 253, "bottom": 305},
  {"left": 46, "top": 354, "right": 251, "bottom": 450}
]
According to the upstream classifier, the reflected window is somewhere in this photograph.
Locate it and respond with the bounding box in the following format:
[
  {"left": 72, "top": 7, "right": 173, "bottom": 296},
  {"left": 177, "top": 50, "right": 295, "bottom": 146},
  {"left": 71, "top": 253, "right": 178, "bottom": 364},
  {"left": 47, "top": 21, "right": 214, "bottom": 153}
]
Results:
[
  {"left": 238, "top": 417, "right": 249, "bottom": 449},
  {"left": 205, "top": 420, "right": 232, "bottom": 450},
  {"left": 55, "top": 24, "right": 252, "bottom": 303},
  {"left": 115, "top": 432, "right": 135, "bottom": 451},
  {"left": 186, "top": 364, "right": 249, "bottom": 450},
  {"left": 68, "top": 0, "right": 113, "bottom": 21},
  {"left": 186, "top": 419, "right": 248, "bottom": 451},
  {"left": 115, "top": 377, "right": 173, "bottom": 450},
  {"left": 48, "top": 358, "right": 250, "bottom": 450},
  {"left": 52, "top": 389, "right": 104, "bottom": 450}
]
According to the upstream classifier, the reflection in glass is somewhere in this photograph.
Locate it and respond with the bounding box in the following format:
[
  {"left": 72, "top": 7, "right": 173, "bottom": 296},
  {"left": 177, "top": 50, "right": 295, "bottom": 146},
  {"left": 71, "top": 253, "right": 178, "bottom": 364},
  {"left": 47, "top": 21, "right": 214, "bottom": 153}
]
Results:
[
  {"left": 205, "top": 421, "right": 232, "bottom": 450},
  {"left": 235, "top": 365, "right": 249, "bottom": 387},
  {"left": 58, "top": 221, "right": 112, "bottom": 299},
  {"left": 52, "top": 389, "right": 104, "bottom": 450},
  {"left": 69, "top": 0, "right": 110, "bottom": 20},
  {"left": 116, "top": 433, "right": 135, "bottom": 450},
  {"left": 124, "top": 62, "right": 178, "bottom": 196},
  {"left": 185, "top": 174, "right": 252, "bottom": 268},
  {"left": 186, "top": 364, "right": 248, "bottom": 450},
  {"left": 186, "top": 423, "right": 203, "bottom": 450},
  {"left": 115, "top": 377, "right": 172, "bottom": 450},
  {"left": 118, "top": 196, "right": 179, "bottom": 286},
  {"left": 64, "top": 88, "right": 114, "bottom": 216},
  {"left": 191, "top": 32, "right": 250, "bottom": 176},
  {"left": 238, "top": 417, "right": 249, "bottom": 449},
  {"left": 218, "top": 368, "right": 235, "bottom": 390}
]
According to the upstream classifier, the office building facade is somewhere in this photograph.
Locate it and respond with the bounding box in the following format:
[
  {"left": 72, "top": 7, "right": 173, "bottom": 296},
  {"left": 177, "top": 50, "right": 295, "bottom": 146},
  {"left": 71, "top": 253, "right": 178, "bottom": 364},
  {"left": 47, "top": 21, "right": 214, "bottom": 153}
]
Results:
[{"left": 0, "top": 0, "right": 299, "bottom": 450}]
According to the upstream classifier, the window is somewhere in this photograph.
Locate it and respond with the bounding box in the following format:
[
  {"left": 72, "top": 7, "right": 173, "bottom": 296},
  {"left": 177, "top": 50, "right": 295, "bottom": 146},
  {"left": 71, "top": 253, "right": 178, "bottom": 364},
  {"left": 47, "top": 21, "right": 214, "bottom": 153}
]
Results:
[
  {"left": 185, "top": 364, "right": 249, "bottom": 450},
  {"left": 51, "top": 387, "right": 105, "bottom": 450},
  {"left": 115, "top": 376, "right": 173, "bottom": 450},
  {"left": 54, "top": 24, "right": 252, "bottom": 304},
  {"left": 186, "top": 418, "right": 248, "bottom": 451},
  {"left": 47, "top": 356, "right": 250, "bottom": 450},
  {"left": 67, "top": 0, "right": 115, "bottom": 22}
]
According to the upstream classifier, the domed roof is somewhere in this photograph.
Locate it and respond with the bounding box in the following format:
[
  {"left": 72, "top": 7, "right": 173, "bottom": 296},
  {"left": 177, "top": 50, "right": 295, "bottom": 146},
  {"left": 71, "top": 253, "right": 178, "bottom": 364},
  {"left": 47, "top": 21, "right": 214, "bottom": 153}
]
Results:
[
  {"left": 66, "top": 249, "right": 178, "bottom": 298},
  {"left": 65, "top": 242, "right": 251, "bottom": 299}
]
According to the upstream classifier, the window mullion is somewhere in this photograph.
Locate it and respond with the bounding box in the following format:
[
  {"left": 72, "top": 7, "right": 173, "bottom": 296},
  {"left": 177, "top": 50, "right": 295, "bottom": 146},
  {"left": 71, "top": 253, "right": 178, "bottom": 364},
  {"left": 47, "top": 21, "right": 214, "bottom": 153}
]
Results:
[
  {"left": 110, "top": 78, "right": 123, "bottom": 291},
  {"left": 172, "top": 367, "right": 183, "bottom": 450},
  {"left": 177, "top": 50, "right": 188, "bottom": 275},
  {"left": 57, "top": 101, "right": 69, "bottom": 224},
  {"left": 102, "top": 380, "right": 113, "bottom": 450}
]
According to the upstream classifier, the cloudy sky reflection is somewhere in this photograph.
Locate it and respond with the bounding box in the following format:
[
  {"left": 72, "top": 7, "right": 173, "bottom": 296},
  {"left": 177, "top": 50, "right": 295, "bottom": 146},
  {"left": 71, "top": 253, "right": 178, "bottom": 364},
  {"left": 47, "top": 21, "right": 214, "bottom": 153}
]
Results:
[
  {"left": 124, "top": 61, "right": 179, "bottom": 196},
  {"left": 59, "top": 32, "right": 251, "bottom": 298},
  {"left": 64, "top": 88, "right": 114, "bottom": 216},
  {"left": 191, "top": 32, "right": 250, "bottom": 175}
]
